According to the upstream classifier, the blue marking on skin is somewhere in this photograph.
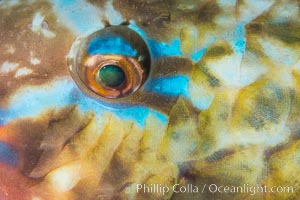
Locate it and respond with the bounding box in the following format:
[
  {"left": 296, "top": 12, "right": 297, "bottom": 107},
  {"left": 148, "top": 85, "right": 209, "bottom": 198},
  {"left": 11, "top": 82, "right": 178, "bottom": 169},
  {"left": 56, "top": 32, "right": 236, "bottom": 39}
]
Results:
[
  {"left": 115, "top": 106, "right": 151, "bottom": 126},
  {"left": 0, "top": 142, "right": 17, "bottom": 166},
  {"left": 2, "top": 78, "right": 167, "bottom": 128},
  {"left": 1, "top": 22, "right": 189, "bottom": 128},
  {"left": 87, "top": 35, "right": 137, "bottom": 57},
  {"left": 227, "top": 23, "right": 246, "bottom": 54},
  {"left": 0, "top": 109, "right": 5, "bottom": 125},
  {"left": 2, "top": 79, "right": 75, "bottom": 124},
  {"left": 235, "top": 39, "right": 246, "bottom": 53},
  {"left": 144, "top": 75, "right": 190, "bottom": 98},
  {"left": 151, "top": 111, "right": 168, "bottom": 124},
  {"left": 148, "top": 38, "right": 182, "bottom": 59},
  {"left": 128, "top": 22, "right": 183, "bottom": 58},
  {"left": 72, "top": 86, "right": 167, "bottom": 126},
  {"left": 74, "top": 88, "right": 168, "bottom": 127},
  {"left": 190, "top": 48, "right": 207, "bottom": 62}
]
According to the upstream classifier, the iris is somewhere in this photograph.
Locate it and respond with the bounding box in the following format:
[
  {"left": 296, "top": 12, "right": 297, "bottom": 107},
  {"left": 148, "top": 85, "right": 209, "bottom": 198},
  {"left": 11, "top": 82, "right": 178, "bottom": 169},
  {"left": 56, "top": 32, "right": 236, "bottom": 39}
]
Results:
[
  {"left": 99, "top": 65, "right": 125, "bottom": 87},
  {"left": 69, "top": 25, "right": 150, "bottom": 99}
]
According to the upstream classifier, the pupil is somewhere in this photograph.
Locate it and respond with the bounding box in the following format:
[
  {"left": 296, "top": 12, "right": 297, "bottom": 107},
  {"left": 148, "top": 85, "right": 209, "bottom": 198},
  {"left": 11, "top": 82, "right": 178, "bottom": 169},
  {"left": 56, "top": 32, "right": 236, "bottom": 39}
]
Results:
[{"left": 99, "top": 65, "right": 125, "bottom": 87}]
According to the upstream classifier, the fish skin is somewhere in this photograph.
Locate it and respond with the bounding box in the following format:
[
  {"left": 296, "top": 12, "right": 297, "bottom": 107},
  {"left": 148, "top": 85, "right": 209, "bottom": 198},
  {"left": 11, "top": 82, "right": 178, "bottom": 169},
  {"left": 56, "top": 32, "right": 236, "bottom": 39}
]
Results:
[{"left": 0, "top": 0, "right": 300, "bottom": 199}]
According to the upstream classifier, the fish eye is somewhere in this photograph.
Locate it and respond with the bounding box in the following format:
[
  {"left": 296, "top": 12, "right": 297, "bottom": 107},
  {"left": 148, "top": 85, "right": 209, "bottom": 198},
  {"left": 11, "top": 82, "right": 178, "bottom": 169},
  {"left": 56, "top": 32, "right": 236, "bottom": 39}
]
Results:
[
  {"left": 69, "top": 25, "right": 151, "bottom": 99},
  {"left": 98, "top": 64, "right": 125, "bottom": 88}
]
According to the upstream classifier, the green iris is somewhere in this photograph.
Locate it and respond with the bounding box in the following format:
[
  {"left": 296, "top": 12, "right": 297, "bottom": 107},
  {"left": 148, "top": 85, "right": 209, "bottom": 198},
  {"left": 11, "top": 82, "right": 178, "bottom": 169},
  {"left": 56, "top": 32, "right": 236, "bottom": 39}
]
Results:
[{"left": 99, "top": 65, "right": 125, "bottom": 87}]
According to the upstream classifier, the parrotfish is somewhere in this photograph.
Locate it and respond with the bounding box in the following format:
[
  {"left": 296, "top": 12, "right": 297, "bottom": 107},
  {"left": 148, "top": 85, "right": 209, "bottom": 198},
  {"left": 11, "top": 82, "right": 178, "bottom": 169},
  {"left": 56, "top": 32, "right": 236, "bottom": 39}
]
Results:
[{"left": 0, "top": 0, "right": 299, "bottom": 199}]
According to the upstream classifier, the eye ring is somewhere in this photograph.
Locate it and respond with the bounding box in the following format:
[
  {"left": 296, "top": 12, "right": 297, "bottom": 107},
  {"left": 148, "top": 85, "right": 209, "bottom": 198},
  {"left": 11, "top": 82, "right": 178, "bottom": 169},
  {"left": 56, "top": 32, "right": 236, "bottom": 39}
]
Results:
[
  {"left": 85, "top": 54, "right": 144, "bottom": 98},
  {"left": 68, "top": 25, "right": 151, "bottom": 100}
]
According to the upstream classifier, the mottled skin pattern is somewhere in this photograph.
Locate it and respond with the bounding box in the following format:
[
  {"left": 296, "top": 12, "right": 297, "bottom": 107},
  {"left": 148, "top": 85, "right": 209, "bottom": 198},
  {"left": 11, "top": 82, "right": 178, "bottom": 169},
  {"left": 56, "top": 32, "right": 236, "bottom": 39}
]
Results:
[{"left": 0, "top": 0, "right": 300, "bottom": 200}]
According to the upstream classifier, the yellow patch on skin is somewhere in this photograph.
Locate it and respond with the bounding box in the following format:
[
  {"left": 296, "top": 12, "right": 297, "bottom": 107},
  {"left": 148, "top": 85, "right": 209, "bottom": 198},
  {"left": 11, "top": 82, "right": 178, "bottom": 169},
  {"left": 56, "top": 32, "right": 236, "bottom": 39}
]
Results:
[
  {"left": 180, "top": 25, "right": 199, "bottom": 56},
  {"left": 47, "top": 161, "right": 82, "bottom": 193},
  {"left": 204, "top": 40, "right": 233, "bottom": 59},
  {"left": 190, "top": 146, "right": 266, "bottom": 199},
  {"left": 230, "top": 74, "right": 291, "bottom": 146},
  {"left": 140, "top": 114, "right": 167, "bottom": 160},
  {"left": 201, "top": 147, "right": 265, "bottom": 184},
  {"left": 245, "top": 4, "right": 300, "bottom": 72},
  {"left": 107, "top": 122, "right": 144, "bottom": 188},
  {"left": 118, "top": 114, "right": 177, "bottom": 199},
  {"left": 189, "top": 61, "right": 221, "bottom": 110},
  {"left": 239, "top": 51, "right": 268, "bottom": 87},
  {"left": 32, "top": 111, "right": 99, "bottom": 177},
  {"left": 189, "top": 38, "right": 241, "bottom": 90},
  {"left": 269, "top": 0, "right": 299, "bottom": 22},
  {"left": 257, "top": 36, "right": 299, "bottom": 66},
  {"left": 80, "top": 114, "right": 128, "bottom": 181},
  {"left": 196, "top": 89, "right": 236, "bottom": 154},
  {"left": 265, "top": 140, "right": 300, "bottom": 199},
  {"left": 191, "top": 61, "right": 220, "bottom": 89},
  {"left": 57, "top": 112, "right": 102, "bottom": 158},
  {"left": 160, "top": 97, "right": 201, "bottom": 162},
  {"left": 114, "top": 123, "right": 143, "bottom": 167},
  {"left": 189, "top": 79, "right": 215, "bottom": 110},
  {"left": 237, "top": 0, "right": 275, "bottom": 23},
  {"left": 288, "top": 70, "right": 300, "bottom": 133}
]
